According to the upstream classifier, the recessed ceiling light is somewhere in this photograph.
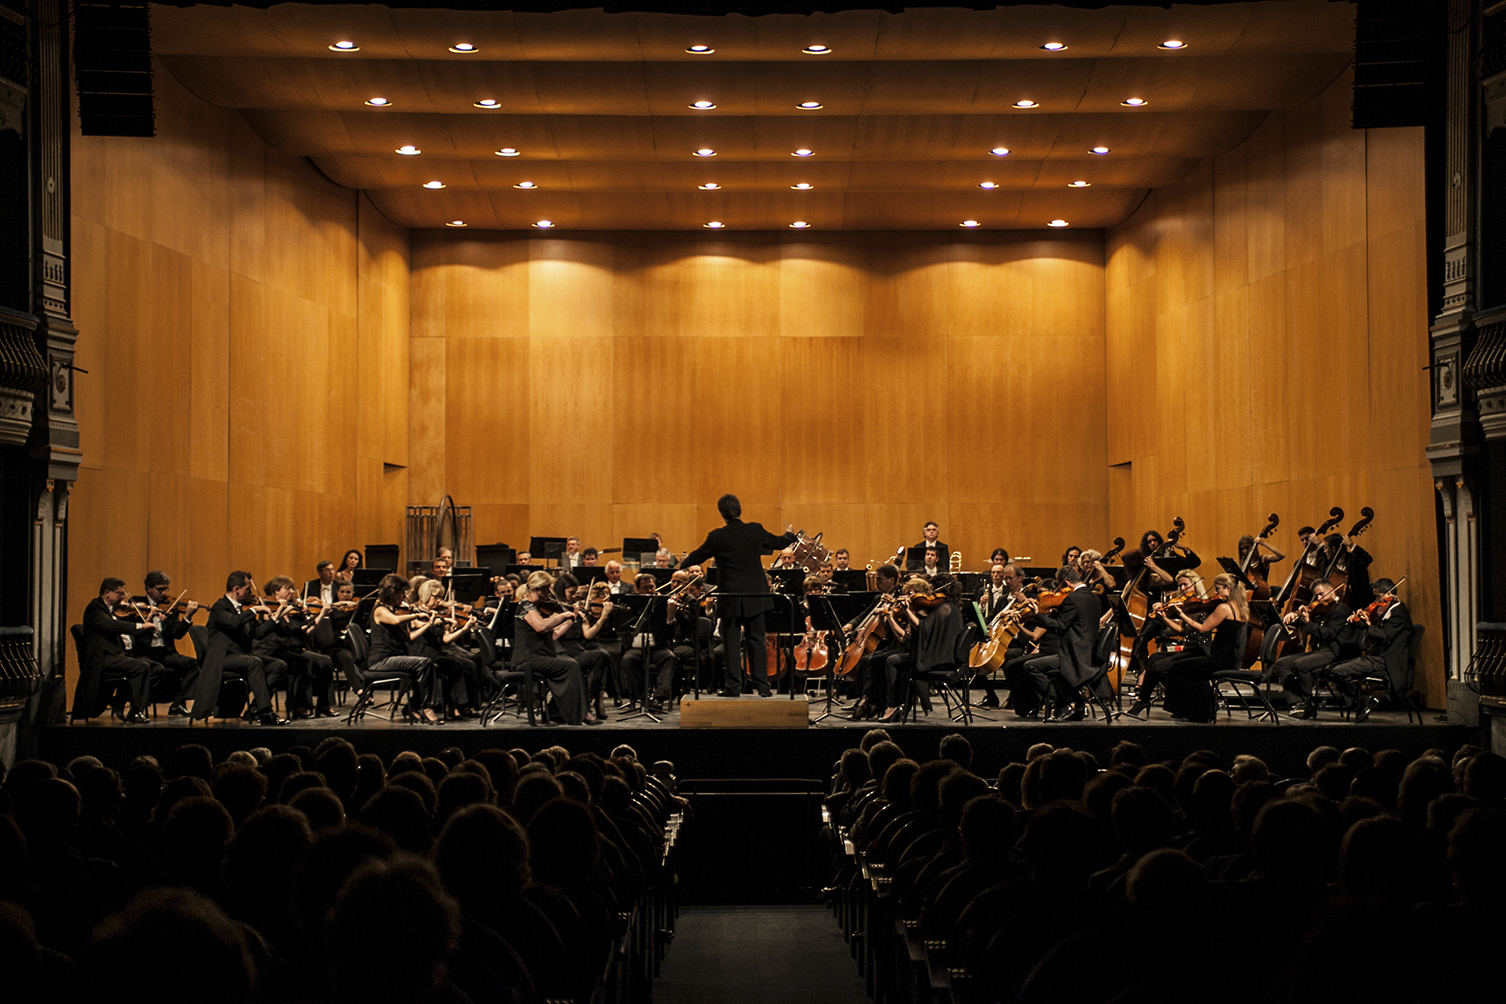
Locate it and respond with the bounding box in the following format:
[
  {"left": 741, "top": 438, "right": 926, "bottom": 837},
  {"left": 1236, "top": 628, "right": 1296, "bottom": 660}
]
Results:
[
  {"left": 533, "top": 220, "right": 554, "bottom": 229},
  {"left": 802, "top": 44, "right": 831, "bottom": 54},
  {"left": 395, "top": 145, "right": 420, "bottom": 155},
  {"left": 446, "top": 220, "right": 467, "bottom": 228},
  {"left": 979, "top": 182, "right": 998, "bottom": 190},
  {"left": 960, "top": 220, "right": 981, "bottom": 228},
  {"left": 1090, "top": 146, "right": 1111, "bottom": 155},
  {"left": 1159, "top": 39, "right": 1186, "bottom": 50},
  {"left": 789, "top": 221, "right": 810, "bottom": 228},
  {"left": 686, "top": 44, "right": 714, "bottom": 54},
  {"left": 990, "top": 147, "right": 1011, "bottom": 157},
  {"left": 797, "top": 101, "right": 824, "bottom": 110},
  {"left": 474, "top": 99, "right": 501, "bottom": 109},
  {"left": 449, "top": 42, "right": 478, "bottom": 53},
  {"left": 691, "top": 100, "right": 717, "bottom": 109},
  {"left": 792, "top": 148, "right": 814, "bottom": 157},
  {"left": 698, "top": 183, "right": 721, "bottom": 190},
  {"left": 365, "top": 97, "right": 391, "bottom": 107},
  {"left": 1068, "top": 180, "right": 1091, "bottom": 188},
  {"left": 1048, "top": 219, "right": 1069, "bottom": 227},
  {"left": 513, "top": 181, "right": 536, "bottom": 189},
  {"left": 791, "top": 183, "right": 813, "bottom": 190},
  {"left": 695, "top": 148, "right": 717, "bottom": 157},
  {"left": 1013, "top": 99, "right": 1039, "bottom": 109},
  {"left": 495, "top": 148, "right": 520, "bottom": 157},
  {"left": 1040, "top": 42, "right": 1067, "bottom": 51},
  {"left": 329, "top": 41, "right": 358, "bottom": 52},
  {"left": 422, "top": 181, "right": 446, "bottom": 189},
  {"left": 1121, "top": 97, "right": 1147, "bottom": 107},
  {"left": 703, "top": 221, "right": 725, "bottom": 229}
]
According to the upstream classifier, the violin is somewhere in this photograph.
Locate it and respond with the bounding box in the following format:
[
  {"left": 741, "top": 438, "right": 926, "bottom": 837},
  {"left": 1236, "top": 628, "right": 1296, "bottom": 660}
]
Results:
[{"left": 1349, "top": 595, "right": 1396, "bottom": 624}]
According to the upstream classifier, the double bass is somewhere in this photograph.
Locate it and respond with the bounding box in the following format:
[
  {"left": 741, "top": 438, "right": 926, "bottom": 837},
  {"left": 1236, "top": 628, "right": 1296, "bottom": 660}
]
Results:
[
  {"left": 1325, "top": 507, "right": 1375, "bottom": 598},
  {"left": 1121, "top": 518, "right": 1186, "bottom": 648},
  {"left": 1235, "top": 512, "right": 1280, "bottom": 666},
  {"left": 1260, "top": 507, "right": 1345, "bottom": 666}
]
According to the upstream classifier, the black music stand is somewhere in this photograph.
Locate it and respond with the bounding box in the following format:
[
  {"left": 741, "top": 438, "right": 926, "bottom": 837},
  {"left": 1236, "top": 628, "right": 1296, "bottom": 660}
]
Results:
[
  {"left": 806, "top": 593, "right": 852, "bottom": 724},
  {"left": 365, "top": 544, "right": 400, "bottom": 573},
  {"left": 1249, "top": 599, "right": 1282, "bottom": 629},
  {"left": 830, "top": 569, "right": 867, "bottom": 593},
  {"left": 763, "top": 595, "right": 802, "bottom": 698},
  {"left": 957, "top": 598, "right": 999, "bottom": 721},
  {"left": 351, "top": 569, "right": 388, "bottom": 591},
  {"left": 529, "top": 536, "right": 569, "bottom": 568},
  {"left": 476, "top": 543, "right": 514, "bottom": 571},
  {"left": 446, "top": 569, "right": 492, "bottom": 605},
  {"left": 623, "top": 537, "right": 657, "bottom": 566},
  {"left": 616, "top": 593, "right": 668, "bottom": 724},
  {"left": 769, "top": 568, "right": 805, "bottom": 595},
  {"left": 572, "top": 566, "right": 608, "bottom": 585},
  {"left": 1216, "top": 556, "right": 1254, "bottom": 590}
]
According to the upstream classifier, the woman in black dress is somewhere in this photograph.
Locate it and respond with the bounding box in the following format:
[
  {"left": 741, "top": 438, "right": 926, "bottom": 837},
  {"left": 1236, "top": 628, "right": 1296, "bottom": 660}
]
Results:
[
  {"left": 366, "top": 574, "right": 441, "bottom": 724},
  {"left": 1160, "top": 572, "right": 1248, "bottom": 722},
  {"left": 515, "top": 571, "right": 590, "bottom": 725}
]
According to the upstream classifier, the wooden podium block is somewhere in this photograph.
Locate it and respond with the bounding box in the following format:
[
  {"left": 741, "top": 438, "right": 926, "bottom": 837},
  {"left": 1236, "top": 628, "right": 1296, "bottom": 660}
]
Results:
[{"left": 678, "top": 694, "right": 810, "bottom": 729}]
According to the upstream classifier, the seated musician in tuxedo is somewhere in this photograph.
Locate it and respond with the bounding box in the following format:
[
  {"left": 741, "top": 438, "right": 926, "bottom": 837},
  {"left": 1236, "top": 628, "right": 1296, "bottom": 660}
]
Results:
[
  {"left": 1317, "top": 578, "right": 1411, "bottom": 722},
  {"left": 130, "top": 569, "right": 200, "bottom": 717},
  {"left": 817, "top": 562, "right": 837, "bottom": 592},
  {"left": 254, "top": 576, "right": 333, "bottom": 719},
  {"left": 1004, "top": 579, "right": 1061, "bottom": 719},
  {"left": 906, "top": 521, "right": 949, "bottom": 571},
  {"left": 581, "top": 547, "right": 599, "bottom": 566},
  {"left": 833, "top": 549, "right": 852, "bottom": 571},
  {"left": 920, "top": 549, "right": 943, "bottom": 578},
  {"left": 1272, "top": 580, "right": 1360, "bottom": 718},
  {"left": 193, "top": 571, "right": 286, "bottom": 725},
  {"left": 973, "top": 563, "right": 1014, "bottom": 708},
  {"left": 604, "top": 560, "right": 631, "bottom": 596},
  {"left": 669, "top": 568, "right": 715, "bottom": 694},
  {"left": 620, "top": 573, "right": 677, "bottom": 712},
  {"left": 1026, "top": 564, "right": 1101, "bottom": 722},
  {"left": 75, "top": 578, "right": 156, "bottom": 723},
  {"left": 563, "top": 537, "right": 583, "bottom": 568},
  {"left": 304, "top": 560, "right": 338, "bottom": 605}
]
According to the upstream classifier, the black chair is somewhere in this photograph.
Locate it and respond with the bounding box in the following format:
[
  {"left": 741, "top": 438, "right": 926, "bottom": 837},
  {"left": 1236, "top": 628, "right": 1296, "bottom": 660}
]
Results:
[
  {"left": 67, "top": 624, "right": 127, "bottom": 722},
  {"left": 479, "top": 621, "right": 542, "bottom": 726},
  {"left": 1210, "top": 624, "right": 1277, "bottom": 722},
  {"left": 344, "top": 624, "right": 412, "bottom": 724},
  {"left": 1340, "top": 623, "right": 1426, "bottom": 724},
  {"left": 901, "top": 607, "right": 981, "bottom": 725},
  {"left": 186, "top": 625, "right": 248, "bottom": 719}
]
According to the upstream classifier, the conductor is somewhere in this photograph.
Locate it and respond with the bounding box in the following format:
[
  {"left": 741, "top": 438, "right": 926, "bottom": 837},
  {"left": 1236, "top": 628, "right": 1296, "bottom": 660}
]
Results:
[{"left": 683, "top": 494, "right": 797, "bottom": 697}]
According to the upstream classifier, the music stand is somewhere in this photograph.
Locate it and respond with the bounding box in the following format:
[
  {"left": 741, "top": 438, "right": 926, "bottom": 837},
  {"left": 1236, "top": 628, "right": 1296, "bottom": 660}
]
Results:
[
  {"left": 806, "top": 593, "right": 854, "bottom": 724},
  {"left": 958, "top": 571, "right": 987, "bottom": 597},
  {"left": 503, "top": 564, "right": 537, "bottom": 578},
  {"left": 529, "top": 536, "right": 569, "bottom": 568},
  {"left": 622, "top": 537, "right": 657, "bottom": 567},
  {"left": 1216, "top": 556, "right": 1254, "bottom": 590},
  {"left": 616, "top": 593, "right": 668, "bottom": 724},
  {"left": 1249, "top": 599, "right": 1282, "bottom": 629},
  {"left": 446, "top": 569, "right": 492, "bottom": 605},
  {"left": 365, "top": 544, "right": 400, "bottom": 573},
  {"left": 830, "top": 569, "right": 867, "bottom": 593},
  {"left": 476, "top": 544, "right": 514, "bottom": 571},
  {"left": 351, "top": 569, "right": 388, "bottom": 591},
  {"left": 763, "top": 595, "right": 802, "bottom": 698},
  {"left": 572, "top": 566, "right": 608, "bottom": 585},
  {"left": 769, "top": 568, "right": 805, "bottom": 595}
]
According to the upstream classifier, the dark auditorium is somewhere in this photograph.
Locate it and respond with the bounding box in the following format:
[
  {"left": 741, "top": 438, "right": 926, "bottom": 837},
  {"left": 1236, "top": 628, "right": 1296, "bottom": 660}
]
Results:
[{"left": 1, "top": 1, "right": 1505, "bottom": 1002}]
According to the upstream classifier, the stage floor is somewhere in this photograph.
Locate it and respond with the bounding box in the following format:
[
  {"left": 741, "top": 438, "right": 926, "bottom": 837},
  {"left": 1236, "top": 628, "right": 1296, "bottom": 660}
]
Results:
[{"left": 40, "top": 695, "right": 1478, "bottom": 782}]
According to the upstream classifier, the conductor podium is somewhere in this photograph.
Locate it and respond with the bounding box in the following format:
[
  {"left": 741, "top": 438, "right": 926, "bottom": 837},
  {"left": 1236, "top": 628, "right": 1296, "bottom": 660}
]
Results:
[{"left": 678, "top": 693, "right": 811, "bottom": 729}]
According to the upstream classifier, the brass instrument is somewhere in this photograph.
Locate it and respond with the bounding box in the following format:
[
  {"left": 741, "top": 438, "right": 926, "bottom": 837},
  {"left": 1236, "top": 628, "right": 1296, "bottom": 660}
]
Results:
[
  {"left": 865, "top": 560, "right": 877, "bottom": 591},
  {"left": 949, "top": 551, "right": 962, "bottom": 576}
]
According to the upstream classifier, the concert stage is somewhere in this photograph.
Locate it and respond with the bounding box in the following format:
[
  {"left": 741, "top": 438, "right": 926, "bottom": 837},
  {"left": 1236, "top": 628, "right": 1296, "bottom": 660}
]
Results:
[{"left": 39, "top": 701, "right": 1479, "bottom": 783}]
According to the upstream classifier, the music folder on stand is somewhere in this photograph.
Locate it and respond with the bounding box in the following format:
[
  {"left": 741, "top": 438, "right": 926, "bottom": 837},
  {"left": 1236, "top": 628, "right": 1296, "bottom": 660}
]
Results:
[
  {"left": 806, "top": 592, "right": 857, "bottom": 725},
  {"left": 616, "top": 593, "right": 667, "bottom": 724}
]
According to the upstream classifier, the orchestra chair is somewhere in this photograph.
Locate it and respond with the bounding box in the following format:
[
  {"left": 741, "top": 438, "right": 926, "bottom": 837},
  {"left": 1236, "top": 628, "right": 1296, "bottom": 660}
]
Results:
[
  {"left": 68, "top": 624, "right": 130, "bottom": 723},
  {"left": 479, "top": 621, "right": 543, "bottom": 727},
  {"left": 1079, "top": 625, "right": 1123, "bottom": 722},
  {"left": 343, "top": 624, "right": 411, "bottom": 725},
  {"left": 1209, "top": 624, "right": 1278, "bottom": 722},
  {"left": 1336, "top": 624, "right": 1426, "bottom": 725},
  {"left": 899, "top": 606, "right": 981, "bottom": 725},
  {"left": 187, "top": 625, "right": 248, "bottom": 720}
]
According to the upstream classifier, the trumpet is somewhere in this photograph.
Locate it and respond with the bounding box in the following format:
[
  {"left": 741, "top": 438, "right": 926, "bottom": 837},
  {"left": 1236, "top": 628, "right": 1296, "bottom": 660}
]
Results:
[{"left": 949, "top": 551, "right": 963, "bottom": 576}]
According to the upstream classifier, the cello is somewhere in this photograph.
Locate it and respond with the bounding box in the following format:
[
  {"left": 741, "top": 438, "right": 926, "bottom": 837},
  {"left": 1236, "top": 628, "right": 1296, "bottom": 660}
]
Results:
[
  {"left": 1260, "top": 507, "right": 1345, "bottom": 666},
  {"left": 1235, "top": 513, "right": 1280, "bottom": 666}
]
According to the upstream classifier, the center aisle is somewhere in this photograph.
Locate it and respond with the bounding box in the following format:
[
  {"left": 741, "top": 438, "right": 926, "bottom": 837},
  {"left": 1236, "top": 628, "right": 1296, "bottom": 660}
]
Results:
[{"left": 655, "top": 905, "right": 868, "bottom": 1004}]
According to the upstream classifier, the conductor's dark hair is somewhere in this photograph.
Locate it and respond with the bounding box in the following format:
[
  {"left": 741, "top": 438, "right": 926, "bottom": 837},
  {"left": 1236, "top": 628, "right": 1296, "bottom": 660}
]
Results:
[
  {"left": 717, "top": 494, "right": 741, "bottom": 520},
  {"left": 145, "top": 570, "right": 170, "bottom": 589},
  {"left": 99, "top": 577, "right": 126, "bottom": 595},
  {"left": 225, "top": 571, "right": 251, "bottom": 591}
]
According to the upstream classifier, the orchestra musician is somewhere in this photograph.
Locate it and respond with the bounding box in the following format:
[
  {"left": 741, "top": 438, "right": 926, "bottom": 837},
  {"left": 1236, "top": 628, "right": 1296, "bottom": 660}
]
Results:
[
  {"left": 429, "top": 557, "right": 451, "bottom": 579},
  {"left": 1124, "top": 570, "right": 1211, "bottom": 719},
  {"left": 515, "top": 571, "right": 590, "bottom": 725},
  {"left": 366, "top": 573, "right": 442, "bottom": 724},
  {"left": 130, "top": 570, "right": 200, "bottom": 717},
  {"left": 1078, "top": 549, "right": 1116, "bottom": 592},
  {"left": 1027, "top": 564, "right": 1101, "bottom": 722},
  {"left": 881, "top": 577, "right": 960, "bottom": 720},
  {"left": 335, "top": 549, "right": 362, "bottom": 584},
  {"left": 1061, "top": 545, "right": 1082, "bottom": 569},
  {"left": 1317, "top": 578, "right": 1411, "bottom": 722},
  {"left": 192, "top": 571, "right": 286, "bottom": 726},
  {"left": 74, "top": 578, "right": 156, "bottom": 723},
  {"left": 669, "top": 569, "right": 715, "bottom": 693},
  {"left": 845, "top": 563, "right": 905, "bottom": 719},
  {"left": 1270, "top": 579, "right": 1360, "bottom": 719},
  {"left": 604, "top": 560, "right": 631, "bottom": 596},
  {"left": 973, "top": 563, "right": 1012, "bottom": 708},
  {"left": 1320, "top": 532, "right": 1375, "bottom": 607},
  {"left": 515, "top": 551, "right": 534, "bottom": 567},
  {"left": 581, "top": 547, "right": 599, "bottom": 567},
  {"left": 309, "top": 578, "right": 364, "bottom": 695},
  {"left": 620, "top": 573, "right": 677, "bottom": 713},
  {"left": 654, "top": 549, "right": 674, "bottom": 569},
  {"left": 1159, "top": 572, "right": 1247, "bottom": 723},
  {"left": 410, "top": 579, "right": 481, "bottom": 720},
  {"left": 681, "top": 493, "right": 798, "bottom": 698},
  {"left": 833, "top": 549, "right": 851, "bottom": 571},
  {"left": 304, "top": 560, "right": 338, "bottom": 605},
  {"left": 816, "top": 562, "right": 836, "bottom": 591},
  {"left": 563, "top": 537, "right": 583, "bottom": 568},
  {"left": 1237, "top": 534, "right": 1286, "bottom": 599},
  {"left": 552, "top": 574, "right": 614, "bottom": 719},
  {"left": 920, "top": 549, "right": 942, "bottom": 579},
  {"left": 906, "top": 521, "right": 949, "bottom": 571},
  {"left": 253, "top": 576, "right": 334, "bottom": 719}
]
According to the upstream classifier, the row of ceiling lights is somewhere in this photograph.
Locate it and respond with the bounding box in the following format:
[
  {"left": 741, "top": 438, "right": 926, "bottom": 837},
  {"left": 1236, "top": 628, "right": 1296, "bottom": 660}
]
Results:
[
  {"left": 420, "top": 180, "right": 1091, "bottom": 190},
  {"left": 329, "top": 39, "right": 1187, "bottom": 55},
  {"left": 441, "top": 218, "right": 1073, "bottom": 229},
  {"left": 394, "top": 144, "right": 1113, "bottom": 157},
  {"left": 364, "top": 96, "right": 1146, "bottom": 110}
]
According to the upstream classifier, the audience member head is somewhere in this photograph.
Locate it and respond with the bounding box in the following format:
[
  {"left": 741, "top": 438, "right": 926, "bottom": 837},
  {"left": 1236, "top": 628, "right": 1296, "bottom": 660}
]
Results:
[
  {"left": 289, "top": 787, "right": 346, "bottom": 831},
  {"left": 326, "top": 856, "right": 461, "bottom": 1004},
  {"left": 938, "top": 733, "right": 972, "bottom": 769},
  {"left": 860, "top": 729, "right": 892, "bottom": 753},
  {"left": 1397, "top": 756, "right": 1454, "bottom": 828},
  {"left": 996, "top": 764, "right": 1026, "bottom": 808},
  {"left": 528, "top": 798, "right": 600, "bottom": 888},
  {"left": 79, "top": 889, "right": 255, "bottom": 1004},
  {"left": 959, "top": 796, "right": 1016, "bottom": 861},
  {"left": 433, "top": 804, "right": 531, "bottom": 911},
  {"left": 866, "top": 741, "right": 903, "bottom": 785},
  {"left": 212, "top": 766, "right": 268, "bottom": 828},
  {"left": 360, "top": 786, "right": 432, "bottom": 854}
]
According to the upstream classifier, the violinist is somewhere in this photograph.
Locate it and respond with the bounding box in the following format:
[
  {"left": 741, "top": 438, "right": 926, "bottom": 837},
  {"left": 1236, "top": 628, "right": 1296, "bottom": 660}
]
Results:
[
  {"left": 546, "top": 574, "right": 611, "bottom": 719},
  {"left": 845, "top": 563, "right": 905, "bottom": 719},
  {"left": 515, "top": 571, "right": 590, "bottom": 724},
  {"left": 876, "top": 578, "right": 942, "bottom": 721},
  {"left": 669, "top": 568, "right": 715, "bottom": 693},
  {"left": 1004, "top": 572, "right": 1060, "bottom": 719},
  {"left": 1319, "top": 578, "right": 1411, "bottom": 722},
  {"left": 1159, "top": 572, "right": 1247, "bottom": 723},
  {"left": 681, "top": 494, "right": 798, "bottom": 698},
  {"left": 310, "top": 579, "right": 364, "bottom": 693},
  {"left": 1236, "top": 535, "right": 1286, "bottom": 599},
  {"left": 429, "top": 557, "right": 451, "bottom": 579},
  {"left": 604, "top": 560, "right": 631, "bottom": 596},
  {"left": 304, "top": 560, "right": 337, "bottom": 605},
  {"left": 130, "top": 570, "right": 200, "bottom": 717},
  {"left": 252, "top": 576, "right": 332, "bottom": 719},
  {"left": 410, "top": 579, "right": 480, "bottom": 720},
  {"left": 973, "top": 563, "right": 1013, "bottom": 708},
  {"left": 905, "top": 521, "right": 948, "bottom": 572},
  {"left": 73, "top": 578, "right": 156, "bottom": 723},
  {"left": 1319, "top": 532, "right": 1375, "bottom": 607},
  {"left": 366, "top": 573, "right": 442, "bottom": 724},
  {"left": 1271, "top": 580, "right": 1359, "bottom": 718},
  {"left": 193, "top": 571, "right": 285, "bottom": 725},
  {"left": 1028, "top": 564, "right": 1102, "bottom": 722},
  {"left": 621, "top": 573, "right": 676, "bottom": 713},
  {"left": 1125, "top": 571, "right": 1211, "bottom": 719}
]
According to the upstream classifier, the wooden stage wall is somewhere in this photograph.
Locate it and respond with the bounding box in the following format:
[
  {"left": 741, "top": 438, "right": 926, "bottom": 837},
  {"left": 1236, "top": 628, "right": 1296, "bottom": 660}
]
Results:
[
  {"left": 66, "top": 63, "right": 411, "bottom": 691},
  {"left": 1104, "top": 69, "right": 1442, "bottom": 704},
  {"left": 407, "top": 228, "right": 1108, "bottom": 572}
]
